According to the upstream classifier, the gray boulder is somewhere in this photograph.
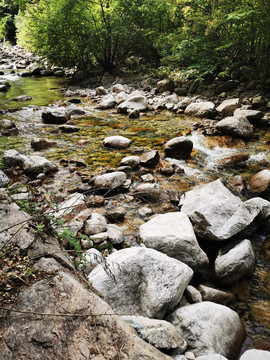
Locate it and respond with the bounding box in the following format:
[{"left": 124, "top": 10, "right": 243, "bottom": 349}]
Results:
[
  {"left": 103, "top": 135, "right": 131, "bottom": 149},
  {"left": 0, "top": 170, "right": 10, "bottom": 187},
  {"left": 157, "top": 79, "right": 175, "bottom": 93},
  {"left": 164, "top": 137, "right": 193, "bottom": 160},
  {"left": 140, "top": 212, "right": 209, "bottom": 275},
  {"left": 120, "top": 155, "right": 140, "bottom": 169},
  {"left": 94, "top": 171, "right": 127, "bottom": 190},
  {"left": 179, "top": 180, "right": 268, "bottom": 241},
  {"left": 249, "top": 169, "right": 270, "bottom": 196},
  {"left": 216, "top": 98, "right": 240, "bottom": 117},
  {"left": 239, "top": 349, "right": 270, "bottom": 360},
  {"left": 184, "top": 101, "right": 215, "bottom": 118},
  {"left": 120, "top": 315, "right": 187, "bottom": 351},
  {"left": 96, "top": 94, "right": 116, "bottom": 109},
  {"left": 88, "top": 246, "right": 193, "bottom": 319},
  {"left": 214, "top": 239, "right": 255, "bottom": 285},
  {"left": 23, "top": 155, "right": 57, "bottom": 174},
  {"left": 3, "top": 149, "right": 29, "bottom": 167},
  {"left": 133, "top": 183, "right": 161, "bottom": 202},
  {"left": 84, "top": 213, "right": 107, "bottom": 236},
  {"left": 117, "top": 95, "right": 148, "bottom": 113},
  {"left": 234, "top": 108, "right": 264, "bottom": 123},
  {"left": 41, "top": 110, "right": 69, "bottom": 124},
  {"left": 215, "top": 116, "right": 253, "bottom": 139},
  {"left": 107, "top": 224, "right": 124, "bottom": 244},
  {"left": 166, "top": 302, "right": 245, "bottom": 360},
  {"left": 140, "top": 150, "right": 160, "bottom": 168}
]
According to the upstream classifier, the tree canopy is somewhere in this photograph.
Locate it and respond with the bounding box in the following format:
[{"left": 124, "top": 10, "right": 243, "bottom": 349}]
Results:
[{"left": 1, "top": 0, "right": 269, "bottom": 79}]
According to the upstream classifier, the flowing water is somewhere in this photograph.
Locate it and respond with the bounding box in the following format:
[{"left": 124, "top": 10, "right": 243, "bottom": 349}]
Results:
[{"left": 0, "top": 72, "right": 270, "bottom": 352}]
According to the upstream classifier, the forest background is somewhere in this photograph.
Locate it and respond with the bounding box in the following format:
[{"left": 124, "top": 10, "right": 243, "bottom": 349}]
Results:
[{"left": 0, "top": 0, "right": 269, "bottom": 82}]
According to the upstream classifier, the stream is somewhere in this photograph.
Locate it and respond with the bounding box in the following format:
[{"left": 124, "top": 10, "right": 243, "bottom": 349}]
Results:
[{"left": 1, "top": 71, "right": 270, "bottom": 353}]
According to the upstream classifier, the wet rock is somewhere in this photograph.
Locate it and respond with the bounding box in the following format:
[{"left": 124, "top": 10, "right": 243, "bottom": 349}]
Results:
[
  {"left": 140, "top": 212, "right": 209, "bottom": 275},
  {"left": 249, "top": 169, "right": 270, "bottom": 196},
  {"left": 133, "top": 183, "right": 161, "bottom": 202},
  {"left": 215, "top": 239, "right": 255, "bottom": 285},
  {"left": 198, "top": 284, "right": 235, "bottom": 304},
  {"left": 105, "top": 207, "right": 126, "bottom": 222},
  {"left": 120, "top": 315, "right": 187, "bottom": 352},
  {"left": 184, "top": 101, "right": 215, "bottom": 118},
  {"left": 0, "top": 170, "right": 10, "bottom": 187},
  {"left": 59, "top": 124, "right": 79, "bottom": 133},
  {"left": 215, "top": 116, "right": 253, "bottom": 139},
  {"left": 164, "top": 137, "right": 193, "bottom": 160},
  {"left": 88, "top": 246, "right": 193, "bottom": 318},
  {"left": 0, "top": 84, "right": 8, "bottom": 92},
  {"left": 120, "top": 155, "right": 140, "bottom": 169},
  {"left": 31, "top": 138, "right": 57, "bottom": 151},
  {"left": 1, "top": 120, "right": 19, "bottom": 136},
  {"left": 239, "top": 349, "right": 270, "bottom": 360},
  {"left": 140, "top": 150, "right": 160, "bottom": 168},
  {"left": 84, "top": 213, "right": 107, "bottom": 236},
  {"left": 234, "top": 108, "right": 264, "bottom": 124},
  {"left": 157, "top": 79, "right": 175, "bottom": 93},
  {"left": 31, "top": 67, "right": 42, "bottom": 76},
  {"left": 103, "top": 135, "right": 131, "bottom": 149},
  {"left": 216, "top": 98, "right": 240, "bottom": 117},
  {"left": 117, "top": 95, "right": 148, "bottom": 113},
  {"left": 41, "top": 110, "right": 69, "bottom": 124},
  {"left": 23, "top": 155, "right": 57, "bottom": 175},
  {"left": 3, "top": 149, "right": 29, "bottom": 167},
  {"left": 166, "top": 302, "right": 245, "bottom": 359},
  {"left": 107, "top": 224, "right": 124, "bottom": 244},
  {"left": 94, "top": 171, "right": 127, "bottom": 191},
  {"left": 217, "top": 153, "right": 250, "bottom": 167},
  {"left": 68, "top": 98, "right": 81, "bottom": 104},
  {"left": 96, "top": 94, "right": 116, "bottom": 109},
  {"left": 128, "top": 108, "right": 140, "bottom": 119},
  {"left": 11, "top": 95, "right": 32, "bottom": 102}
]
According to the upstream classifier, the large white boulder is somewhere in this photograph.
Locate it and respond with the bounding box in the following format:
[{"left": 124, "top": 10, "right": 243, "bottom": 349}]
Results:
[
  {"left": 117, "top": 95, "right": 148, "bottom": 113},
  {"left": 140, "top": 212, "right": 209, "bottom": 275},
  {"left": 216, "top": 98, "right": 240, "bottom": 117},
  {"left": 88, "top": 246, "right": 193, "bottom": 319},
  {"left": 215, "top": 239, "right": 255, "bottom": 285},
  {"left": 94, "top": 171, "right": 127, "bottom": 190},
  {"left": 84, "top": 213, "right": 107, "bottom": 236},
  {"left": 215, "top": 115, "right": 253, "bottom": 139},
  {"left": 179, "top": 180, "right": 269, "bottom": 241},
  {"left": 166, "top": 302, "right": 245, "bottom": 359},
  {"left": 184, "top": 101, "right": 215, "bottom": 118},
  {"left": 239, "top": 349, "right": 270, "bottom": 360}
]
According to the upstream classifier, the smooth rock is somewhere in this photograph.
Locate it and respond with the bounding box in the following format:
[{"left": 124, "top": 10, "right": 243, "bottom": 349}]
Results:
[
  {"left": 89, "top": 247, "right": 193, "bottom": 318},
  {"left": 103, "top": 135, "right": 131, "bottom": 149},
  {"left": 23, "top": 156, "right": 57, "bottom": 174},
  {"left": 140, "top": 212, "right": 209, "bottom": 274},
  {"left": 117, "top": 95, "right": 148, "bottom": 113},
  {"left": 41, "top": 110, "right": 69, "bottom": 124},
  {"left": 120, "top": 315, "right": 187, "bottom": 351},
  {"left": 107, "top": 224, "right": 124, "bottom": 244},
  {"left": 157, "top": 79, "right": 175, "bottom": 93},
  {"left": 105, "top": 207, "right": 126, "bottom": 222},
  {"left": 31, "top": 138, "right": 57, "bottom": 151},
  {"left": 216, "top": 98, "right": 240, "bottom": 117},
  {"left": 185, "top": 285, "right": 202, "bottom": 303},
  {"left": 166, "top": 302, "right": 245, "bottom": 359},
  {"left": 184, "top": 101, "right": 215, "bottom": 118},
  {"left": 215, "top": 116, "right": 253, "bottom": 139},
  {"left": 120, "top": 155, "right": 140, "bottom": 169},
  {"left": 59, "top": 125, "right": 79, "bottom": 133},
  {"left": 96, "top": 94, "right": 116, "bottom": 109},
  {"left": 84, "top": 213, "right": 107, "bottom": 236},
  {"left": 215, "top": 239, "right": 255, "bottom": 285},
  {"left": 164, "top": 137, "right": 193, "bottom": 160},
  {"left": 198, "top": 284, "right": 235, "bottom": 304},
  {"left": 133, "top": 183, "right": 161, "bottom": 202},
  {"left": 140, "top": 150, "right": 160, "bottom": 168},
  {"left": 249, "top": 169, "right": 270, "bottom": 196},
  {"left": 94, "top": 171, "right": 127, "bottom": 190},
  {"left": 239, "top": 349, "right": 270, "bottom": 360},
  {"left": 3, "top": 149, "right": 29, "bottom": 167},
  {"left": 234, "top": 108, "right": 264, "bottom": 123}
]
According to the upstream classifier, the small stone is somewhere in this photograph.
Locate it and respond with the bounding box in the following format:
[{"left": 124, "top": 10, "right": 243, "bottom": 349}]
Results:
[
  {"left": 103, "top": 136, "right": 131, "bottom": 149},
  {"left": 140, "top": 150, "right": 160, "bottom": 168}
]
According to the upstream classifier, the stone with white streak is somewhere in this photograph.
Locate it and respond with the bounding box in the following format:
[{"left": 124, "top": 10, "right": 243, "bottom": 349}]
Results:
[
  {"left": 140, "top": 212, "right": 209, "bottom": 275},
  {"left": 120, "top": 315, "right": 187, "bottom": 351},
  {"left": 166, "top": 302, "right": 245, "bottom": 359},
  {"left": 214, "top": 239, "right": 255, "bottom": 285},
  {"left": 88, "top": 246, "right": 193, "bottom": 319}
]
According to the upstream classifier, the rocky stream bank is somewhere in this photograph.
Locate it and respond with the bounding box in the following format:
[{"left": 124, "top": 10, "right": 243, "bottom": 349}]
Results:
[{"left": 0, "top": 44, "right": 270, "bottom": 360}]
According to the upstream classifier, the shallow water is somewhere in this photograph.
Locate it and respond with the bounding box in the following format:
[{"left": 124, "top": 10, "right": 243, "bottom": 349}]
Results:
[{"left": 0, "top": 73, "right": 270, "bottom": 352}]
